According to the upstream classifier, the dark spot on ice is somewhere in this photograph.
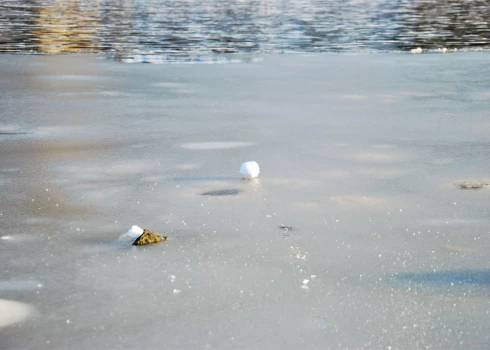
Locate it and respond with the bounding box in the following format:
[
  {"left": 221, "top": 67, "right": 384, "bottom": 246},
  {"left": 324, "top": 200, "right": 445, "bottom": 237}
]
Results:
[
  {"left": 393, "top": 270, "right": 490, "bottom": 285},
  {"left": 458, "top": 181, "right": 489, "bottom": 190},
  {"left": 279, "top": 225, "right": 294, "bottom": 231},
  {"left": 201, "top": 189, "right": 241, "bottom": 196},
  {"left": 0, "top": 131, "right": 29, "bottom": 135}
]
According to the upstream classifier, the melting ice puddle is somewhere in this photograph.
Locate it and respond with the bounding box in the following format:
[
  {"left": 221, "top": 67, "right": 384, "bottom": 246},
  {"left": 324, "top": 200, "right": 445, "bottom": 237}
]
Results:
[
  {"left": 0, "top": 279, "right": 43, "bottom": 291},
  {"left": 181, "top": 142, "right": 255, "bottom": 150},
  {"left": 0, "top": 125, "right": 30, "bottom": 135},
  {"left": 0, "top": 299, "right": 34, "bottom": 328},
  {"left": 392, "top": 270, "right": 490, "bottom": 286},
  {"left": 312, "top": 317, "right": 328, "bottom": 329},
  {"left": 0, "top": 168, "right": 20, "bottom": 173}
]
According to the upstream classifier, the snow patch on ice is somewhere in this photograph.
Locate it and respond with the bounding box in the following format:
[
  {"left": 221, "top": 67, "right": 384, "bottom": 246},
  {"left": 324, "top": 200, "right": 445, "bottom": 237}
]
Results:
[{"left": 0, "top": 299, "right": 34, "bottom": 328}]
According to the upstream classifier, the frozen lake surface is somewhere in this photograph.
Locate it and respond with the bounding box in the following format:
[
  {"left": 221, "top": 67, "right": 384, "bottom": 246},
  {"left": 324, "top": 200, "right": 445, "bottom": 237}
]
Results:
[{"left": 0, "top": 53, "right": 489, "bottom": 348}]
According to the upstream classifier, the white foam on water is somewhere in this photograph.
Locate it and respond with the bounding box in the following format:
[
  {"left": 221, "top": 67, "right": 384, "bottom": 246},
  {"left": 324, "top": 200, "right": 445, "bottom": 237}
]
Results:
[
  {"left": 181, "top": 142, "right": 255, "bottom": 150},
  {"left": 0, "top": 299, "right": 34, "bottom": 328}
]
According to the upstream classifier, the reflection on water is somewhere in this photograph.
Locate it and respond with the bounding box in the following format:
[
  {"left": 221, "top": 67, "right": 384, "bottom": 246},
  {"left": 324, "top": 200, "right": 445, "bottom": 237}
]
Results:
[{"left": 1, "top": 0, "right": 490, "bottom": 62}]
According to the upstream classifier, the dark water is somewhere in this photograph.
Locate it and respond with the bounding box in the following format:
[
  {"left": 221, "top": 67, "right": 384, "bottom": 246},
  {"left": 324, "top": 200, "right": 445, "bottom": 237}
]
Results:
[{"left": 1, "top": 0, "right": 490, "bottom": 62}]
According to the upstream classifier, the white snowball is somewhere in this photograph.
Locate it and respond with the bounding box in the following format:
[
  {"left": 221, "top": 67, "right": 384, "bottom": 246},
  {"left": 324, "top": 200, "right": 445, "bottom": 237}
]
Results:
[
  {"left": 240, "top": 161, "right": 260, "bottom": 179},
  {"left": 127, "top": 225, "right": 144, "bottom": 238},
  {"left": 117, "top": 225, "right": 144, "bottom": 243}
]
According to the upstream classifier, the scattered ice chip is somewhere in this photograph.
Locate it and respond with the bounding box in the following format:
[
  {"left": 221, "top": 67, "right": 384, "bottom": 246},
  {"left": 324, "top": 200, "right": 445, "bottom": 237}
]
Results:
[
  {"left": 410, "top": 47, "right": 423, "bottom": 54},
  {"left": 173, "top": 289, "right": 181, "bottom": 294},
  {"left": 311, "top": 275, "right": 317, "bottom": 279},
  {"left": 301, "top": 285, "right": 309, "bottom": 290},
  {"left": 240, "top": 161, "right": 260, "bottom": 179},
  {"left": 303, "top": 279, "right": 310, "bottom": 285},
  {"left": 1, "top": 236, "right": 12, "bottom": 241}
]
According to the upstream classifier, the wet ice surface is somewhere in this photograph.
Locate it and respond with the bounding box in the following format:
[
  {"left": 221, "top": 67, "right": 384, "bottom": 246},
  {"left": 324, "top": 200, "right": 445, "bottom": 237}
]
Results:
[{"left": 0, "top": 53, "right": 489, "bottom": 349}]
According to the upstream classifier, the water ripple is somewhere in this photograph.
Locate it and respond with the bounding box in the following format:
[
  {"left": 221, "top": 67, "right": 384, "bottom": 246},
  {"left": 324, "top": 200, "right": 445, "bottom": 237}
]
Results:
[{"left": 1, "top": 0, "right": 490, "bottom": 63}]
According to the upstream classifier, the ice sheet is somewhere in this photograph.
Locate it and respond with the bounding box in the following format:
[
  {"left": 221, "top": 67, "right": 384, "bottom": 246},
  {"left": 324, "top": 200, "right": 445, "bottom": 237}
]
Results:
[{"left": 0, "top": 53, "right": 489, "bottom": 349}]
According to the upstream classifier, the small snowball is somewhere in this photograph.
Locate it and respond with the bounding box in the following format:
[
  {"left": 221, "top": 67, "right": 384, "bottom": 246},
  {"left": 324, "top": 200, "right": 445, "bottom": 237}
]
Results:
[
  {"left": 127, "top": 225, "right": 144, "bottom": 238},
  {"left": 240, "top": 161, "right": 260, "bottom": 179},
  {"left": 117, "top": 225, "right": 144, "bottom": 243},
  {"left": 410, "top": 47, "right": 423, "bottom": 54}
]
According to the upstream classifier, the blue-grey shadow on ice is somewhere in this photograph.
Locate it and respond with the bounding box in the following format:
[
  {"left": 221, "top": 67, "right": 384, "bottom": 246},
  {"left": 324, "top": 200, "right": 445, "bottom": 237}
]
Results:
[
  {"left": 393, "top": 269, "right": 490, "bottom": 286},
  {"left": 201, "top": 189, "right": 241, "bottom": 196},
  {"left": 0, "top": 131, "right": 29, "bottom": 135}
]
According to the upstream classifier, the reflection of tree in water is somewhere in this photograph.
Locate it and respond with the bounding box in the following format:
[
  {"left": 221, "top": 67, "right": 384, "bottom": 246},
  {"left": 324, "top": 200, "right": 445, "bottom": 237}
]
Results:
[
  {"left": 374, "top": 0, "right": 490, "bottom": 50},
  {"left": 0, "top": 0, "right": 102, "bottom": 53},
  {"left": 0, "top": 0, "right": 490, "bottom": 58},
  {"left": 31, "top": 0, "right": 101, "bottom": 53}
]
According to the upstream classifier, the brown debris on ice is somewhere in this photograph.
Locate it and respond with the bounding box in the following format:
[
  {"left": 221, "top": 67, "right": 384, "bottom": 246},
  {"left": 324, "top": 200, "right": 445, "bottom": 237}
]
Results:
[{"left": 133, "top": 229, "right": 167, "bottom": 246}]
